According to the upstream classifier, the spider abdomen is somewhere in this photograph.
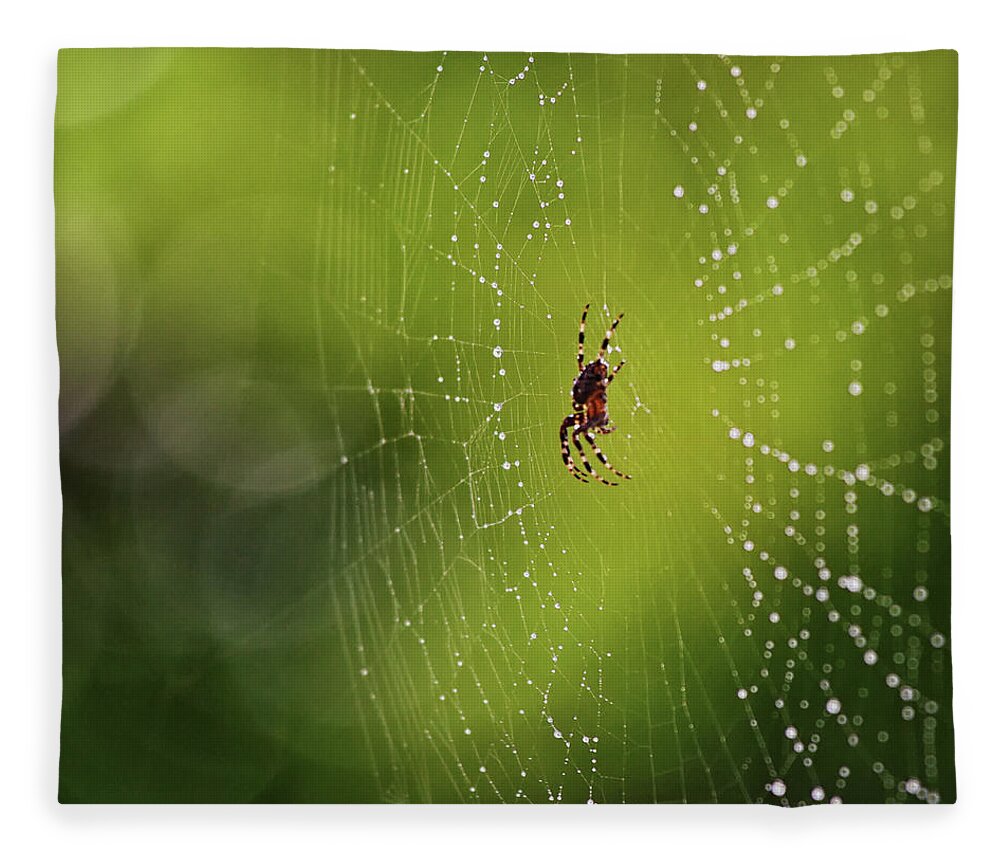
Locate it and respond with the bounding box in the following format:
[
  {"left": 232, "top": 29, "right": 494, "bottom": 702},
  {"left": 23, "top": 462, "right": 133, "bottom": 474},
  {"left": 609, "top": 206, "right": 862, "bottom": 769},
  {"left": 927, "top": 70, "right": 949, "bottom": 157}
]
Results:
[{"left": 571, "top": 361, "right": 607, "bottom": 406}]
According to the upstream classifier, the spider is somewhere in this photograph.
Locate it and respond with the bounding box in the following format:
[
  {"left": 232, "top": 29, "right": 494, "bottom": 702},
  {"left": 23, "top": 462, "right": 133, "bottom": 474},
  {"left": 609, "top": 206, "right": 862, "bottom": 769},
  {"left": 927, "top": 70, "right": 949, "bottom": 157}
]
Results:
[{"left": 559, "top": 303, "right": 631, "bottom": 485}]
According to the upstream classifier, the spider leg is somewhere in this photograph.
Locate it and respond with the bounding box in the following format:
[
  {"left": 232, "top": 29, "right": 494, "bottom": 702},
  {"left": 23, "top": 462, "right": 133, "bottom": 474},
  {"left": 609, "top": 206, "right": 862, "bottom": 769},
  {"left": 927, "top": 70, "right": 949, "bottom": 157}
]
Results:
[
  {"left": 606, "top": 359, "right": 626, "bottom": 384},
  {"left": 598, "top": 313, "right": 624, "bottom": 360},
  {"left": 560, "top": 414, "right": 588, "bottom": 482},
  {"left": 572, "top": 426, "right": 618, "bottom": 486},
  {"left": 585, "top": 431, "right": 631, "bottom": 480},
  {"left": 577, "top": 303, "right": 590, "bottom": 372}
]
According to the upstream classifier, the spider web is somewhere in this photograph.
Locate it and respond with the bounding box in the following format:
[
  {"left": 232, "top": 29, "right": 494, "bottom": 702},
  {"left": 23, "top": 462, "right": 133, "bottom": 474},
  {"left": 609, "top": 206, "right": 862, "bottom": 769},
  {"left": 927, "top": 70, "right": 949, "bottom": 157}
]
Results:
[{"left": 268, "top": 50, "right": 954, "bottom": 804}]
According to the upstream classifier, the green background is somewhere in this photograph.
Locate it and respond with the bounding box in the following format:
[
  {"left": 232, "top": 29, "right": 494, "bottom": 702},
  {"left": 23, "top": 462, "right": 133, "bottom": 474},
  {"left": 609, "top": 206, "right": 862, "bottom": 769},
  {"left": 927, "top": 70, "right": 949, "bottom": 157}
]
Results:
[{"left": 56, "top": 49, "right": 956, "bottom": 803}]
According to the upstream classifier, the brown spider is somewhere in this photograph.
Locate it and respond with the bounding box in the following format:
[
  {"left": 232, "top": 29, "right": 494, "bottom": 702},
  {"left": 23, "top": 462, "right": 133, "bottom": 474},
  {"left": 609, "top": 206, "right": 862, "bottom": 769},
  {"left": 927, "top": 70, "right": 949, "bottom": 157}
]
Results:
[{"left": 559, "top": 303, "right": 631, "bottom": 485}]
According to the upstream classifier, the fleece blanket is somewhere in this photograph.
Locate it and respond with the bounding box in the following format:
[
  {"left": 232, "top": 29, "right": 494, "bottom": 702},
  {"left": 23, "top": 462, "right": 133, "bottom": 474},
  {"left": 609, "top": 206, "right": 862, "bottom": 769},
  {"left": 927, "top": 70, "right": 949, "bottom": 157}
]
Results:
[{"left": 56, "top": 48, "right": 957, "bottom": 804}]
